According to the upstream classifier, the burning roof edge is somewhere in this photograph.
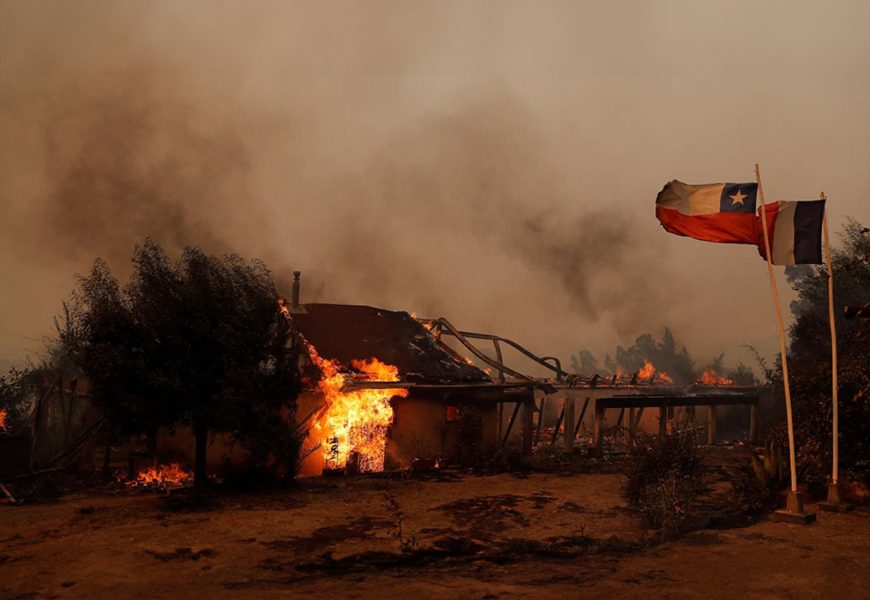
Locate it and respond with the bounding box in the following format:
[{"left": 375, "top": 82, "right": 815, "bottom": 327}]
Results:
[{"left": 290, "top": 302, "right": 492, "bottom": 385}]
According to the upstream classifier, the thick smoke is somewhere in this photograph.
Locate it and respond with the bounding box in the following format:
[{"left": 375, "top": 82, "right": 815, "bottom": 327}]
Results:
[
  {"left": 1, "top": 46, "right": 672, "bottom": 365},
  {"left": 4, "top": 1, "right": 866, "bottom": 368},
  {"left": 35, "top": 66, "right": 257, "bottom": 265},
  {"left": 306, "top": 97, "right": 671, "bottom": 342}
]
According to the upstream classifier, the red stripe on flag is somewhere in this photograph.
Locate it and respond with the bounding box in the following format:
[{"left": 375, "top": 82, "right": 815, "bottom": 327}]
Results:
[{"left": 656, "top": 206, "right": 758, "bottom": 244}]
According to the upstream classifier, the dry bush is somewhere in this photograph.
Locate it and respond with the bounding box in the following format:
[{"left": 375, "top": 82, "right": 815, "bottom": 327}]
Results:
[{"left": 621, "top": 427, "right": 706, "bottom": 539}]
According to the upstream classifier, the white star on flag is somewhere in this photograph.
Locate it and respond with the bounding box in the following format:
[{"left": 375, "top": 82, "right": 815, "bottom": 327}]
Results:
[{"left": 729, "top": 190, "right": 747, "bottom": 206}]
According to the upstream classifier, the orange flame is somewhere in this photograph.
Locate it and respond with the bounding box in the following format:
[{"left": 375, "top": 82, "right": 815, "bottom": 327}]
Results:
[
  {"left": 131, "top": 463, "right": 191, "bottom": 487},
  {"left": 0, "top": 408, "right": 7, "bottom": 433},
  {"left": 305, "top": 342, "right": 408, "bottom": 473},
  {"left": 699, "top": 369, "right": 734, "bottom": 386},
  {"left": 278, "top": 297, "right": 291, "bottom": 319},
  {"left": 638, "top": 360, "right": 673, "bottom": 384}
]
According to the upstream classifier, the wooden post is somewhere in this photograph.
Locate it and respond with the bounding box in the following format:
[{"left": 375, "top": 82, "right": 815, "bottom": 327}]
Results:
[
  {"left": 550, "top": 403, "right": 565, "bottom": 447},
  {"left": 755, "top": 163, "right": 799, "bottom": 495},
  {"left": 102, "top": 434, "right": 113, "bottom": 481},
  {"left": 563, "top": 397, "right": 575, "bottom": 451},
  {"left": 626, "top": 407, "right": 636, "bottom": 443},
  {"left": 573, "top": 397, "right": 591, "bottom": 438},
  {"left": 749, "top": 404, "right": 758, "bottom": 444},
  {"left": 659, "top": 406, "right": 667, "bottom": 436},
  {"left": 58, "top": 378, "right": 68, "bottom": 446},
  {"left": 593, "top": 402, "right": 604, "bottom": 450},
  {"left": 633, "top": 407, "right": 645, "bottom": 430},
  {"left": 707, "top": 405, "right": 717, "bottom": 446},
  {"left": 822, "top": 197, "right": 839, "bottom": 484},
  {"left": 501, "top": 401, "right": 522, "bottom": 449},
  {"left": 522, "top": 398, "right": 534, "bottom": 456},
  {"left": 819, "top": 195, "right": 851, "bottom": 512},
  {"left": 30, "top": 378, "right": 55, "bottom": 471},
  {"left": 535, "top": 395, "right": 547, "bottom": 447}
]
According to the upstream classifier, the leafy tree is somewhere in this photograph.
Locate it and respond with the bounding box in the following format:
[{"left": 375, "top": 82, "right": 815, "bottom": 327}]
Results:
[
  {"left": 611, "top": 328, "right": 696, "bottom": 383},
  {"left": 709, "top": 353, "right": 725, "bottom": 374},
  {"left": 603, "top": 353, "right": 617, "bottom": 374},
  {"left": 577, "top": 327, "right": 762, "bottom": 385},
  {"left": 726, "top": 363, "right": 759, "bottom": 386},
  {"left": 62, "top": 240, "right": 299, "bottom": 485},
  {"left": 570, "top": 349, "right": 598, "bottom": 374}
]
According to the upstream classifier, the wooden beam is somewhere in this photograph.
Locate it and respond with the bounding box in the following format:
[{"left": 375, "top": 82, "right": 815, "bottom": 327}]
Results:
[
  {"left": 593, "top": 401, "right": 605, "bottom": 450},
  {"left": 522, "top": 399, "right": 534, "bottom": 456},
  {"left": 707, "top": 405, "right": 718, "bottom": 445},
  {"left": 573, "top": 397, "right": 590, "bottom": 438},
  {"left": 596, "top": 395, "right": 759, "bottom": 409},
  {"left": 535, "top": 395, "right": 547, "bottom": 447},
  {"left": 550, "top": 403, "right": 565, "bottom": 447},
  {"left": 563, "top": 397, "right": 575, "bottom": 451},
  {"left": 749, "top": 404, "right": 758, "bottom": 444},
  {"left": 501, "top": 401, "right": 522, "bottom": 449},
  {"left": 633, "top": 407, "right": 645, "bottom": 430}
]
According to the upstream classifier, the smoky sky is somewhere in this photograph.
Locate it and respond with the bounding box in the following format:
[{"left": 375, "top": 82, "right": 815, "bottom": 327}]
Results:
[{"left": 2, "top": 1, "right": 869, "bottom": 372}]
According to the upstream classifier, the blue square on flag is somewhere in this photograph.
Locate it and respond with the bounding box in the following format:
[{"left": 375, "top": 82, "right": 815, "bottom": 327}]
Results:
[{"left": 720, "top": 183, "right": 757, "bottom": 213}]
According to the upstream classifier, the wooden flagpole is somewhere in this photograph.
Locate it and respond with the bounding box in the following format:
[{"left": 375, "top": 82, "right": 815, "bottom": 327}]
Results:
[
  {"left": 754, "top": 163, "right": 798, "bottom": 495},
  {"left": 821, "top": 192, "right": 839, "bottom": 484}
]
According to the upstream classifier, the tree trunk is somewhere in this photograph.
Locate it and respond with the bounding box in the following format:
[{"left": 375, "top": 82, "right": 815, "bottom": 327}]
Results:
[
  {"left": 194, "top": 418, "right": 208, "bottom": 487},
  {"left": 102, "top": 431, "right": 113, "bottom": 482}
]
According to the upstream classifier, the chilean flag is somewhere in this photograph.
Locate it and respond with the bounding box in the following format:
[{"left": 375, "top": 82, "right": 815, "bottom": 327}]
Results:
[
  {"left": 756, "top": 199, "right": 826, "bottom": 265},
  {"left": 655, "top": 180, "right": 759, "bottom": 244}
]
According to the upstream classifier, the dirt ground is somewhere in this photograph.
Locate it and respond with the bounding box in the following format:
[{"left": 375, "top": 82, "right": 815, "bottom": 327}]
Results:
[{"left": 1, "top": 468, "right": 869, "bottom": 600}]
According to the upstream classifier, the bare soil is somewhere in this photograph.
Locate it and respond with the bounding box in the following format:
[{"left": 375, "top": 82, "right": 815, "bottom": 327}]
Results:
[{"left": 1, "top": 469, "right": 868, "bottom": 599}]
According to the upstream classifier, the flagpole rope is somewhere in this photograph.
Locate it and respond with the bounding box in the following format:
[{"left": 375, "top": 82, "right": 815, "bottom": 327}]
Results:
[{"left": 755, "top": 163, "right": 799, "bottom": 494}]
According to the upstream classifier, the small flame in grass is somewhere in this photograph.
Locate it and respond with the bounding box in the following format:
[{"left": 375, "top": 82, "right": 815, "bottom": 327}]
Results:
[
  {"left": 130, "top": 463, "right": 191, "bottom": 488},
  {"left": 638, "top": 360, "right": 673, "bottom": 384},
  {"left": 699, "top": 369, "right": 734, "bottom": 386},
  {"left": 0, "top": 408, "right": 7, "bottom": 433}
]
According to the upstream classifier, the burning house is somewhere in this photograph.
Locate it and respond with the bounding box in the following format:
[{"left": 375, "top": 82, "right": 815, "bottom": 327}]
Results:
[
  {"left": 153, "top": 273, "right": 761, "bottom": 480},
  {"left": 288, "top": 301, "right": 537, "bottom": 475},
  {"left": 283, "top": 274, "right": 761, "bottom": 476}
]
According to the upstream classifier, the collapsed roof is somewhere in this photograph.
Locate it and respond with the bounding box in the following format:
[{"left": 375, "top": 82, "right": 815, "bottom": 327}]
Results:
[{"left": 291, "top": 303, "right": 491, "bottom": 384}]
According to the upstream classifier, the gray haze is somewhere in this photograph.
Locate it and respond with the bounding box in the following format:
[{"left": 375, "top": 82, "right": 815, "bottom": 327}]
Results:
[{"left": 1, "top": 0, "right": 869, "bottom": 373}]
